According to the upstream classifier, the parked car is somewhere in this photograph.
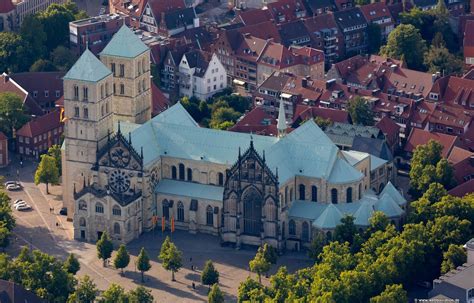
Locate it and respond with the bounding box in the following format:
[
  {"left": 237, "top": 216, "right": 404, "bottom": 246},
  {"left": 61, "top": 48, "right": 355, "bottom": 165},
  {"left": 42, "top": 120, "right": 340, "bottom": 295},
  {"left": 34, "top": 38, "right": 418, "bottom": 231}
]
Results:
[
  {"left": 13, "top": 199, "right": 25, "bottom": 204},
  {"left": 13, "top": 200, "right": 27, "bottom": 207},
  {"left": 4, "top": 181, "right": 18, "bottom": 187},
  {"left": 15, "top": 204, "right": 31, "bottom": 211},
  {"left": 6, "top": 184, "right": 21, "bottom": 191},
  {"left": 59, "top": 207, "right": 67, "bottom": 216}
]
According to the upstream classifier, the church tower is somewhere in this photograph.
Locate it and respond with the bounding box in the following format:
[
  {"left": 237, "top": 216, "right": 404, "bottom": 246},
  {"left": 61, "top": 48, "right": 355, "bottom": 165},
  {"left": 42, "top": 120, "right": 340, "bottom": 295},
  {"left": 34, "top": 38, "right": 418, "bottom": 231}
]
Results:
[
  {"left": 99, "top": 25, "right": 152, "bottom": 124},
  {"left": 62, "top": 49, "right": 115, "bottom": 219}
]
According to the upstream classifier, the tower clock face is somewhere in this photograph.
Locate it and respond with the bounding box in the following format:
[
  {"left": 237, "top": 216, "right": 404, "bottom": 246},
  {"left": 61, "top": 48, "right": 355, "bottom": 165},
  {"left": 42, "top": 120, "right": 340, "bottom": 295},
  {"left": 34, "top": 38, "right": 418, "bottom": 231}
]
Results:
[
  {"left": 110, "top": 147, "right": 131, "bottom": 168},
  {"left": 109, "top": 170, "right": 131, "bottom": 193}
]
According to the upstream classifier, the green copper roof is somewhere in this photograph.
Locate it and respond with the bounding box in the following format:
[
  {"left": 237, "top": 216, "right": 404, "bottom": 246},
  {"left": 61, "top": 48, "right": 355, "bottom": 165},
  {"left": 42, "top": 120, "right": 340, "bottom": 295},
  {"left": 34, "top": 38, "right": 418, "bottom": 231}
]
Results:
[
  {"left": 64, "top": 49, "right": 111, "bottom": 82},
  {"left": 328, "top": 157, "right": 364, "bottom": 184},
  {"left": 376, "top": 193, "right": 404, "bottom": 217},
  {"left": 155, "top": 179, "right": 224, "bottom": 201},
  {"left": 353, "top": 200, "right": 374, "bottom": 226},
  {"left": 100, "top": 25, "right": 149, "bottom": 58},
  {"left": 380, "top": 181, "right": 406, "bottom": 206},
  {"left": 313, "top": 204, "right": 343, "bottom": 229},
  {"left": 370, "top": 155, "right": 387, "bottom": 171}
]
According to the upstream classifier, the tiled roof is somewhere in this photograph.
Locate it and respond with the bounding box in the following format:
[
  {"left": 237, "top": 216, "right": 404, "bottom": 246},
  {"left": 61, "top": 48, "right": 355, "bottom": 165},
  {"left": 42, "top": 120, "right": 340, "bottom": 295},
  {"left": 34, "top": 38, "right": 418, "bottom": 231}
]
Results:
[
  {"left": 334, "top": 7, "right": 367, "bottom": 29},
  {"left": 465, "top": 21, "right": 474, "bottom": 47},
  {"left": 430, "top": 75, "right": 474, "bottom": 108},
  {"left": 11, "top": 72, "right": 65, "bottom": 106},
  {"left": 236, "top": 8, "right": 273, "bottom": 25},
  {"left": 147, "top": 0, "right": 185, "bottom": 22},
  {"left": 0, "top": 0, "right": 14, "bottom": 13},
  {"left": 64, "top": 49, "right": 111, "bottom": 82},
  {"left": 359, "top": 2, "right": 393, "bottom": 23},
  {"left": 155, "top": 179, "right": 224, "bottom": 201},
  {"left": 230, "top": 107, "right": 279, "bottom": 136},
  {"left": 278, "top": 20, "right": 311, "bottom": 46},
  {"left": 448, "top": 146, "right": 473, "bottom": 165},
  {"left": 452, "top": 156, "right": 474, "bottom": 184},
  {"left": 427, "top": 104, "right": 471, "bottom": 129},
  {"left": 352, "top": 137, "right": 393, "bottom": 161},
  {"left": 405, "top": 128, "right": 458, "bottom": 158},
  {"left": 151, "top": 82, "right": 169, "bottom": 117},
  {"left": 0, "top": 73, "right": 43, "bottom": 116},
  {"left": 305, "top": 0, "right": 334, "bottom": 13},
  {"left": 163, "top": 7, "right": 196, "bottom": 30},
  {"left": 16, "top": 110, "right": 62, "bottom": 138},
  {"left": 267, "top": 0, "right": 307, "bottom": 23},
  {"left": 448, "top": 179, "right": 474, "bottom": 197},
  {"left": 293, "top": 105, "right": 350, "bottom": 125},
  {"left": 237, "top": 21, "right": 282, "bottom": 42},
  {"left": 376, "top": 116, "right": 400, "bottom": 138},
  {"left": 100, "top": 25, "right": 149, "bottom": 58}
]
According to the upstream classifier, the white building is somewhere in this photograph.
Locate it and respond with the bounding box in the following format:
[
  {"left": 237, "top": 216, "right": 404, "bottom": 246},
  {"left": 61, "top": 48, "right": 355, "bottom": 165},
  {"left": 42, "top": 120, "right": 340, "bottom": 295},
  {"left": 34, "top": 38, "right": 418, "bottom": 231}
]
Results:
[{"left": 179, "top": 51, "right": 227, "bottom": 100}]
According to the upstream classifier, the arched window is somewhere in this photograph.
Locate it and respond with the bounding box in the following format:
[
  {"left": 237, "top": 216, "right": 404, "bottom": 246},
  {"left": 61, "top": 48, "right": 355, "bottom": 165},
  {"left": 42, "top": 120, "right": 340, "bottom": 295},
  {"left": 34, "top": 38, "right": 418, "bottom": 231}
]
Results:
[
  {"left": 112, "top": 205, "right": 121, "bottom": 216},
  {"left": 299, "top": 184, "right": 305, "bottom": 200},
  {"left": 265, "top": 200, "right": 276, "bottom": 221},
  {"left": 100, "top": 85, "right": 104, "bottom": 99},
  {"left": 78, "top": 200, "right": 87, "bottom": 211},
  {"left": 105, "top": 82, "right": 109, "bottom": 96},
  {"left": 162, "top": 199, "right": 169, "bottom": 219},
  {"left": 120, "top": 83, "right": 125, "bottom": 95},
  {"left": 79, "top": 217, "right": 86, "bottom": 227},
  {"left": 331, "top": 188, "right": 338, "bottom": 204},
  {"left": 177, "top": 201, "right": 184, "bottom": 222},
  {"left": 290, "top": 188, "right": 294, "bottom": 201},
  {"left": 302, "top": 221, "right": 309, "bottom": 242},
  {"left": 358, "top": 183, "right": 362, "bottom": 199},
  {"left": 171, "top": 166, "right": 177, "bottom": 179},
  {"left": 311, "top": 186, "right": 317, "bottom": 202},
  {"left": 127, "top": 221, "right": 131, "bottom": 232},
  {"left": 284, "top": 187, "right": 288, "bottom": 205},
  {"left": 114, "top": 223, "right": 120, "bottom": 234},
  {"left": 218, "top": 173, "right": 224, "bottom": 186},
  {"left": 187, "top": 168, "right": 192, "bottom": 181},
  {"left": 206, "top": 205, "right": 213, "bottom": 226},
  {"left": 179, "top": 163, "right": 185, "bottom": 180},
  {"left": 347, "top": 187, "right": 353, "bottom": 203},
  {"left": 95, "top": 202, "right": 104, "bottom": 213},
  {"left": 289, "top": 219, "right": 296, "bottom": 236},
  {"left": 73, "top": 85, "right": 79, "bottom": 100}
]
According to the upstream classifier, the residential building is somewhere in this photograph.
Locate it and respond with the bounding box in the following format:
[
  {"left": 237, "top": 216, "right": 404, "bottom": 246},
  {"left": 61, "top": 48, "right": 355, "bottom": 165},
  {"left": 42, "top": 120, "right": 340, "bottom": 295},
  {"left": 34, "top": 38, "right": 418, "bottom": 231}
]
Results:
[
  {"left": 230, "top": 107, "right": 279, "bottom": 136},
  {"left": 109, "top": 0, "right": 147, "bottom": 28},
  {"left": 278, "top": 20, "right": 312, "bottom": 47},
  {"left": 160, "top": 46, "right": 189, "bottom": 101},
  {"left": 0, "top": 0, "right": 15, "bottom": 31},
  {"left": 333, "top": 8, "right": 368, "bottom": 56},
  {"left": 376, "top": 116, "right": 401, "bottom": 153},
  {"left": 404, "top": 128, "right": 459, "bottom": 158},
  {"left": 0, "top": 132, "right": 8, "bottom": 167},
  {"left": 334, "top": 0, "right": 355, "bottom": 10},
  {"left": 12, "top": 0, "right": 66, "bottom": 28},
  {"left": 292, "top": 104, "right": 350, "bottom": 126},
  {"left": 464, "top": 20, "right": 474, "bottom": 66},
  {"left": 267, "top": 0, "right": 307, "bottom": 24},
  {"left": 69, "top": 14, "right": 130, "bottom": 56},
  {"left": 178, "top": 51, "right": 227, "bottom": 100},
  {"left": 16, "top": 110, "right": 63, "bottom": 159},
  {"left": 234, "top": 8, "right": 273, "bottom": 25},
  {"left": 324, "top": 122, "right": 385, "bottom": 150},
  {"left": 359, "top": 2, "right": 395, "bottom": 40},
  {"left": 429, "top": 75, "right": 474, "bottom": 109},
  {"left": 10, "top": 72, "right": 65, "bottom": 113},
  {"left": 0, "top": 73, "right": 43, "bottom": 116},
  {"left": 304, "top": 0, "right": 334, "bottom": 16}
]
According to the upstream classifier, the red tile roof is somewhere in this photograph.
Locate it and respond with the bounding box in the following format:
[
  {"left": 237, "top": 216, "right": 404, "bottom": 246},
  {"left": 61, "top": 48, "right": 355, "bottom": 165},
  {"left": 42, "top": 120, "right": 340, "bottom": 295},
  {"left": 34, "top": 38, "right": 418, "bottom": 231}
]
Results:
[
  {"left": 0, "top": 131, "right": 7, "bottom": 141},
  {"left": 359, "top": 2, "right": 393, "bottom": 23},
  {"left": 293, "top": 105, "right": 350, "bottom": 124},
  {"left": 230, "top": 107, "right": 280, "bottom": 136},
  {"left": 376, "top": 116, "right": 400, "bottom": 137},
  {"left": 430, "top": 75, "right": 474, "bottom": 108},
  {"left": 147, "top": 0, "right": 185, "bottom": 24},
  {"left": 448, "top": 146, "right": 473, "bottom": 165},
  {"left": 151, "top": 82, "right": 170, "bottom": 117},
  {"left": 404, "top": 128, "right": 458, "bottom": 158},
  {"left": 267, "top": 0, "right": 307, "bottom": 23},
  {"left": 448, "top": 179, "right": 474, "bottom": 197},
  {"left": 17, "top": 110, "right": 62, "bottom": 138},
  {"left": 236, "top": 8, "right": 273, "bottom": 25},
  {"left": 452, "top": 156, "right": 474, "bottom": 184},
  {"left": 0, "top": 73, "right": 43, "bottom": 116},
  {"left": 237, "top": 21, "right": 281, "bottom": 43},
  {"left": 11, "top": 72, "right": 65, "bottom": 108},
  {"left": 427, "top": 104, "right": 471, "bottom": 129},
  {"left": 0, "top": 0, "right": 14, "bottom": 13}
]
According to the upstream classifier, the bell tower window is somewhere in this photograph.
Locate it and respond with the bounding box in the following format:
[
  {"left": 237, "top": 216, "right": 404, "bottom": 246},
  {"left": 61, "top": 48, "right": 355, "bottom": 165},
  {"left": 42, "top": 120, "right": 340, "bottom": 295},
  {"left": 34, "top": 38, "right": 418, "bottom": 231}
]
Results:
[{"left": 83, "top": 87, "right": 88, "bottom": 101}]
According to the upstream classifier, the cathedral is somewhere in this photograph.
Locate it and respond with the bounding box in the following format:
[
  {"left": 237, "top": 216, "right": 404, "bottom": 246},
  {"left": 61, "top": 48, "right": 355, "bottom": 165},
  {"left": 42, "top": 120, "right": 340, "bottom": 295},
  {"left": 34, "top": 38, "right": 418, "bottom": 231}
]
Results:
[{"left": 62, "top": 25, "right": 406, "bottom": 251}]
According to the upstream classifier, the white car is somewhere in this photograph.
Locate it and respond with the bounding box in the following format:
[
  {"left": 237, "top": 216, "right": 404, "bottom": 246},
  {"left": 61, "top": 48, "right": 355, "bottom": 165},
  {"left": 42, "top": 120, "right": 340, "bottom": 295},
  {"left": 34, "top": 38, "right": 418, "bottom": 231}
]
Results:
[
  {"left": 15, "top": 204, "right": 31, "bottom": 211},
  {"left": 6, "top": 184, "right": 21, "bottom": 191},
  {"left": 4, "top": 181, "right": 19, "bottom": 187},
  {"left": 14, "top": 201, "right": 27, "bottom": 208},
  {"left": 13, "top": 199, "right": 25, "bottom": 204}
]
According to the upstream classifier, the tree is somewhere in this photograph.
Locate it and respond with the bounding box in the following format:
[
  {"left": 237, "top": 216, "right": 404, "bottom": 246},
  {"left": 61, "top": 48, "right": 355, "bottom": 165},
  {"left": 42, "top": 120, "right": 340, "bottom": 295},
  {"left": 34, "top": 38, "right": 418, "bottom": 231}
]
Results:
[
  {"left": 400, "top": 8, "right": 435, "bottom": 42},
  {"left": 114, "top": 244, "right": 130, "bottom": 275},
  {"left": 0, "top": 222, "right": 11, "bottom": 251},
  {"left": 424, "top": 46, "right": 463, "bottom": 75},
  {"left": 64, "top": 253, "right": 80, "bottom": 274},
  {"left": 314, "top": 116, "right": 332, "bottom": 130},
  {"left": 48, "top": 144, "right": 62, "bottom": 174},
  {"left": 370, "top": 284, "right": 408, "bottom": 303},
  {"left": 355, "top": 0, "right": 370, "bottom": 4},
  {"left": 29, "top": 59, "right": 57, "bottom": 72},
  {"left": 20, "top": 14, "right": 47, "bottom": 60},
  {"left": 262, "top": 243, "right": 278, "bottom": 265},
  {"left": 249, "top": 246, "right": 271, "bottom": 284},
  {"left": 0, "top": 92, "right": 29, "bottom": 137},
  {"left": 347, "top": 96, "right": 374, "bottom": 126},
  {"left": 38, "top": 3, "right": 75, "bottom": 51},
  {"left": 367, "top": 23, "right": 382, "bottom": 54},
  {"left": 34, "top": 154, "right": 60, "bottom": 194},
  {"left": 441, "top": 244, "right": 467, "bottom": 273},
  {"left": 98, "top": 283, "right": 128, "bottom": 303},
  {"left": 334, "top": 215, "right": 357, "bottom": 245},
  {"left": 50, "top": 46, "right": 76, "bottom": 71},
  {"left": 0, "top": 32, "right": 32, "bottom": 73},
  {"left": 209, "top": 107, "right": 241, "bottom": 129},
  {"left": 136, "top": 247, "right": 151, "bottom": 283},
  {"left": 158, "top": 236, "right": 182, "bottom": 281},
  {"left": 0, "top": 192, "right": 15, "bottom": 231},
  {"left": 208, "top": 283, "right": 225, "bottom": 303},
  {"left": 128, "top": 286, "right": 154, "bottom": 303},
  {"left": 366, "top": 211, "right": 390, "bottom": 236},
  {"left": 201, "top": 260, "right": 219, "bottom": 289},
  {"left": 308, "top": 231, "right": 327, "bottom": 261},
  {"left": 181, "top": 96, "right": 203, "bottom": 122},
  {"left": 68, "top": 275, "right": 97, "bottom": 303},
  {"left": 238, "top": 277, "right": 268, "bottom": 302},
  {"left": 96, "top": 232, "right": 113, "bottom": 267},
  {"left": 380, "top": 24, "right": 427, "bottom": 70}
]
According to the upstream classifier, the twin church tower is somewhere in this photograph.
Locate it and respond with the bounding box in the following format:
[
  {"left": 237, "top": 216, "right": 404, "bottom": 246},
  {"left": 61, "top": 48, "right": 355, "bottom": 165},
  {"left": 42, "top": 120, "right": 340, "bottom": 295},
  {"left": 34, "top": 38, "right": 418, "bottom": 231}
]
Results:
[{"left": 62, "top": 26, "right": 152, "bottom": 217}]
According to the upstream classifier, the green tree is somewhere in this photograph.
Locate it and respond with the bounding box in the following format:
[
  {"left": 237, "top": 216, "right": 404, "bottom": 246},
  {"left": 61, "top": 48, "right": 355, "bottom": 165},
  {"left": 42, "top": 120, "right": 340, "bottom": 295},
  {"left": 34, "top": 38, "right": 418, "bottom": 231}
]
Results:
[
  {"left": 181, "top": 96, "right": 203, "bottom": 122},
  {"left": 370, "top": 284, "right": 408, "bottom": 303},
  {"left": 0, "top": 222, "right": 11, "bottom": 251},
  {"left": 441, "top": 244, "right": 467, "bottom": 273},
  {"left": 208, "top": 283, "right": 225, "bottom": 303},
  {"left": 314, "top": 116, "right": 332, "bottom": 130},
  {"left": 367, "top": 23, "right": 382, "bottom": 54},
  {"left": 380, "top": 24, "right": 427, "bottom": 70},
  {"left": 424, "top": 46, "right": 463, "bottom": 75},
  {"left": 34, "top": 154, "right": 59, "bottom": 194},
  {"left": 366, "top": 211, "right": 390, "bottom": 236},
  {"left": 347, "top": 96, "right": 375, "bottom": 126},
  {"left": 136, "top": 247, "right": 151, "bottom": 283},
  {"left": 29, "top": 59, "right": 57, "bottom": 72},
  {"left": 249, "top": 246, "right": 271, "bottom": 284},
  {"left": 334, "top": 215, "right": 357, "bottom": 245},
  {"left": 0, "top": 92, "right": 29, "bottom": 137},
  {"left": 47, "top": 144, "right": 62, "bottom": 174},
  {"left": 20, "top": 14, "right": 47, "bottom": 60},
  {"left": 199, "top": 100, "right": 211, "bottom": 119},
  {"left": 158, "top": 236, "right": 182, "bottom": 281},
  {"left": 114, "top": 244, "right": 130, "bottom": 275},
  {"left": 0, "top": 192, "right": 15, "bottom": 231},
  {"left": 308, "top": 231, "right": 327, "bottom": 261},
  {"left": 96, "top": 232, "right": 113, "bottom": 267},
  {"left": 262, "top": 243, "right": 278, "bottom": 265},
  {"left": 128, "top": 286, "right": 153, "bottom": 303},
  {"left": 238, "top": 277, "right": 268, "bottom": 302},
  {"left": 68, "top": 275, "right": 97, "bottom": 303},
  {"left": 201, "top": 260, "right": 219, "bottom": 289},
  {"left": 50, "top": 46, "right": 76, "bottom": 71},
  {"left": 355, "top": 0, "right": 370, "bottom": 5},
  {"left": 209, "top": 107, "right": 241, "bottom": 129},
  {"left": 0, "top": 32, "right": 32, "bottom": 72},
  {"left": 64, "top": 253, "right": 80, "bottom": 274},
  {"left": 38, "top": 3, "right": 75, "bottom": 51},
  {"left": 400, "top": 7, "right": 435, "bottom": 42},
  {"left": 98, "top": 283, "right": 128, "bottom": 303}
]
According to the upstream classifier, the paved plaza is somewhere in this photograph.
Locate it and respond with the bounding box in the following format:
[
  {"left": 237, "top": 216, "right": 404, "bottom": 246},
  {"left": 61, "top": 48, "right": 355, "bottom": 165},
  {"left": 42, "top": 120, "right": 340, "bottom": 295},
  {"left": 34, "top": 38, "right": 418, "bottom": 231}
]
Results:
[{"left": 2, "top": 158, "right": 313, "bottom": 302}]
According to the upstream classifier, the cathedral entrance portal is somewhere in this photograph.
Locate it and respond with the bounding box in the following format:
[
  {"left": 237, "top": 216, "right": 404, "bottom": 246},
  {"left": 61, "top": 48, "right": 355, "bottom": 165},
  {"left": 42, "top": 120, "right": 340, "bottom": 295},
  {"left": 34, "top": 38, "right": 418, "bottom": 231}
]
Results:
[{"left": 243, "top": 188, "right": 262, "bottom": 236}]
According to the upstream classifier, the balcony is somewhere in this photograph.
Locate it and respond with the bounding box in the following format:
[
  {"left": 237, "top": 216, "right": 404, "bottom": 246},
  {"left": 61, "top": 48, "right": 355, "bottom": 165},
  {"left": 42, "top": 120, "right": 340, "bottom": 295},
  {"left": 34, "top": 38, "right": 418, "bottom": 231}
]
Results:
[{"left": 324, "top": 35, "right": 337, "bottom": 41}]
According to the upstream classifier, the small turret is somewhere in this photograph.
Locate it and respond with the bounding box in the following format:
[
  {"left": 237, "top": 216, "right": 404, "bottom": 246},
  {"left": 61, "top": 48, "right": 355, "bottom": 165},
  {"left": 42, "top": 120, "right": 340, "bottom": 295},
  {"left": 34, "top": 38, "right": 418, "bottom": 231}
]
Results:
[{"left": 277, "top": 100, "right": 287, "bottom": 138}]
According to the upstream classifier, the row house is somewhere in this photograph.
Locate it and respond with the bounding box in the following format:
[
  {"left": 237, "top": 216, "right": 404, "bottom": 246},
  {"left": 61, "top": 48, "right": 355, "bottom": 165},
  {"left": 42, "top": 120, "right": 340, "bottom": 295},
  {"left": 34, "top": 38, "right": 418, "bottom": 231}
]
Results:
[
  {"left": 267, "top": 0, "right": 307, "bottom": 24},
  {"left": 16, "top": 110, "right": 63, "bottom": 159},
  {"left": 140, "top": 0, "right": 196, "bottom": 36},
  {"left": 178, "top": 51, "right": 227, "bottom": 100},
  {"left": 464, "top": 21, "right": 474, "bottom": 66},
  {"left": 359, "top": 2, "right": 395, "bottom": 40},
  {"left": 0, "top": 73, "right": 44, "bottom": 116},
  {"left": 109, "top": 0, "right": 147, "bottom": 28},
  {"left": 234, "top": 8, "right": 274, "bottom": 26},
  {"left": 304, "top": 0, "right": 335, "bottom": 16},
  {"left": 428, "top": 75, "right": 474, "bottom": 109},
  {"left": 334, "top": 8, "right": 368, "bottom": 56},
  {"left": 278, "top": 20, "right": 312, "bottom": 47},
  {"left": 161, "top": 46, "right": 190, "bottom": 101}
]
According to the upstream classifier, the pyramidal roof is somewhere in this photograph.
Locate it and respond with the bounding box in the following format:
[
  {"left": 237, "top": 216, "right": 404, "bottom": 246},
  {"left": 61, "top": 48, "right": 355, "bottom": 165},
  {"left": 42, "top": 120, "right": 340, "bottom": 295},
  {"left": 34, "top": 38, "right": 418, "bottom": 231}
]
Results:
[
  {"left": 313, "top": 204, "right": 343, "bottom": 229},
  {"left": 277, "top": 99, "right": 287, "bottom": 131},
  {"left": 100, "top": 25, "right": 149, "bottom": 58},
  {"left": 376, "top": 194, "right": 404, "bottom": 217},
  {"left": 354, "top": 200, "right": 374, "bottom": 226},
  {"left": 64, "top": 49, "right": 111, "bottom": 82},
  {"left": 380, "top": 181, "right": 406, "bottom": 206}
]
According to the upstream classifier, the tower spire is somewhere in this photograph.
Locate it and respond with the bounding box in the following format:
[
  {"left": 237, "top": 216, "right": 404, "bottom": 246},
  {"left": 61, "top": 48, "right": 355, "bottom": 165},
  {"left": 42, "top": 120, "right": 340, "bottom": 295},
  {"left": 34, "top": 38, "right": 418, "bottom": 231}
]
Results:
[{"left": 277, "top": 100, "right": 287, "bottom": 138}]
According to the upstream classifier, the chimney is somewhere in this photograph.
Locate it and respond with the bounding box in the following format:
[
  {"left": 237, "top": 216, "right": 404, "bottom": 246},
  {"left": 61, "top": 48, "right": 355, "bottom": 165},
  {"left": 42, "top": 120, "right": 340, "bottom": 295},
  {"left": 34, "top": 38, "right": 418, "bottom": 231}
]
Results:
[
  {"left": 193, "top": 17, "right": 199, "bottom": 28},
  {"left": 465, "top": 238, "right": 474, "bottom": 264},
  {"left": 3, "top": 74, "right": 8, "bottom": 83}
]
